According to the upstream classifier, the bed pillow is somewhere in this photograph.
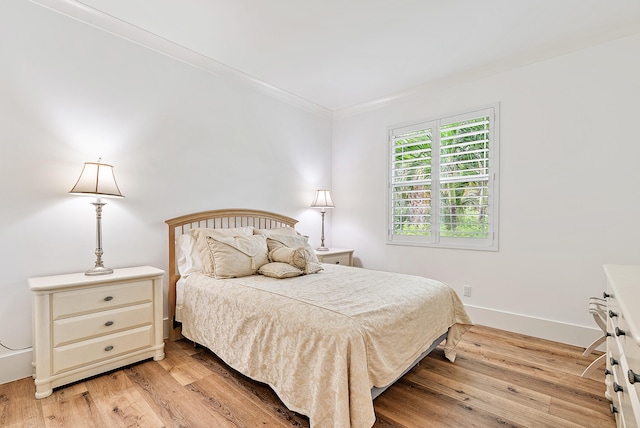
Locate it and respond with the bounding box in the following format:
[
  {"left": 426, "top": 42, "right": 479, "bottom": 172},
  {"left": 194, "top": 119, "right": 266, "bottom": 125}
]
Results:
[
  {"left": 176, "top": 234, "right": 202, "bottom": 277},
  {"left": 254, "top": 226, "right": 300, "bottom": 237},
  {"left": 205, "top": 234, "right": 269, "bottom": 278},
  {"left": 258, "top": 262, "right": 304, "bottom": 279},
  {"left": 269, "top": 246, "right": 311, "bottom": 270},
  {"left": 266, "top": 234, "right": 323, "bottom": 274},
  {"left": 266, "top": 235, "right": 320, "bottom": 262},
  {"left": 191, "top": 227, "right": 255, "bottom": 276}
]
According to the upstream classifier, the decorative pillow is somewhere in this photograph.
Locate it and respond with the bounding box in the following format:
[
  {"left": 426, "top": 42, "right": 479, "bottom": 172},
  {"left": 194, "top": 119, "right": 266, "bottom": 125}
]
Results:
[
  {"left": 258, "top": 262, "right": 304, "bottom": 279},
  {"left": 176, "top": 234, "right": 202, "bottom": 277},
  {"left": 305, "top": 262, "right": 324, "bottom": 275},
  {"left": 266, "top": 234, "right": 322, "bottom": 274},
  {"left": 191, "top": 227, "right": 254, "bottom": 276},
  {"left": 205, "top": 234, "right": 269, "bottom": 278},
  {"left": 269, "top": 246, "right": 312, "bottom": 270},
  {"left": 266, "top": 234, "right": 320, "bottom": 263}
]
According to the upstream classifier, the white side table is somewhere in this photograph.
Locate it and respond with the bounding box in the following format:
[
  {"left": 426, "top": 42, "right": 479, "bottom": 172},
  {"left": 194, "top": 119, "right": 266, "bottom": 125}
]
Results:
[
  {"left": 29, "top": 266, "right": 165, "bottom": 399},
  {"left": 315, "top": 248, "right": 354, "bottom": 266}
]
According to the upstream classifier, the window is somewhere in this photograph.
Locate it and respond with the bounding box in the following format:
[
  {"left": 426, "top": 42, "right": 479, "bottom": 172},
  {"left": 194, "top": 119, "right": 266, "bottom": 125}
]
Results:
[{"left": 388, "top": 105, "right": 499, "bottom": 250}]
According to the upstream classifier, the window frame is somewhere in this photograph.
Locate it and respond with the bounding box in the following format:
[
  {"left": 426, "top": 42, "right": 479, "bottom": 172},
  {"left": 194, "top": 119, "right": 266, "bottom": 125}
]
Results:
[{"left": 387, "top": 104, "right": 500, "bottom": 251}]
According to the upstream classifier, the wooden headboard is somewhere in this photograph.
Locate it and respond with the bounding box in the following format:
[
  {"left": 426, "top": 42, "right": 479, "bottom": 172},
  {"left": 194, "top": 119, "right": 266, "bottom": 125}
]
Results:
[{"left": 164, "top": 209, "right": 298, "bottom": 340}]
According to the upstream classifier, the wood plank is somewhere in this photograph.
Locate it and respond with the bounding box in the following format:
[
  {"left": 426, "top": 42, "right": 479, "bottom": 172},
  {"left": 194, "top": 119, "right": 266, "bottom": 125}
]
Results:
[
  {"left": 189, "top": 347, "right": 310, "bottom": 426},
  {"left": 414, "top": 355, "right": 553, "bottom": 412},
  {"left": 406, "top": 364, "right": 584, "bottom": 427},
  {"left": 85, "top": 369, "right": 164, "bottom": 427},
  {"left": 124, "top": 360, "right": 220, "bottom": 427},
  {"left": 41, "top": 388, "right": 105, "bottom": 428},
  {"left": 0, "top": 377, "right": 44, "bottom": 428}
]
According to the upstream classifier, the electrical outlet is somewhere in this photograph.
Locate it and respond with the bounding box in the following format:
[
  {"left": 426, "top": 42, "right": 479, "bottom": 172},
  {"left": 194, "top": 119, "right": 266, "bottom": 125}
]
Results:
[{"left": 463, "top": 285, "right": 472, "bottom": 297}]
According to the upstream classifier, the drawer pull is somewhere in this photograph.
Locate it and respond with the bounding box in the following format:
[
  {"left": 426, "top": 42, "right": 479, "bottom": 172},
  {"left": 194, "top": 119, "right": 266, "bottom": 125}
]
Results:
[
  {"left": 104, "top": 296, "right": 114, "bottom": 302},
  {"left": 605, "top": 332, "right": 612, "bottom": 337},
  {"left": 609, "top": 310, "right": 618, "bottom": 318},
  {"left": 104, "top": 345, "right": 114, "bottom": 352},
  {"left": 334, "top": 261, "right": 341, "bottom": 264},
  {"left": 610, "top": 403, "right": 618, "bottom": 414},
  {"left": 613, "top": 382, "right": 624, "bottom": 393},
  {"left": 603, "top": 292, "right": 611, "bottom": 299},
  {"left": 605, "top": 368, "right": 612, "bottom": 376},
  {"left": 104, "top": 321, "right": 114, "bottom": 327},
  {"left": 610, "top": 357, "right": 619, "bottom": 366},
  {"left": 629, "top": 369, "right": 640, "bottom": 384},
  {"left": 615, "top": 327, "right": 626, "bottom": 336}
]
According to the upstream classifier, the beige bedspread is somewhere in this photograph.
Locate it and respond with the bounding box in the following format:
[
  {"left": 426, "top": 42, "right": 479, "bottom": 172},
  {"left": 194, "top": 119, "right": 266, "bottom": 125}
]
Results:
[{"left": 181, "top": 264, "right": 472, "bottom": 428}]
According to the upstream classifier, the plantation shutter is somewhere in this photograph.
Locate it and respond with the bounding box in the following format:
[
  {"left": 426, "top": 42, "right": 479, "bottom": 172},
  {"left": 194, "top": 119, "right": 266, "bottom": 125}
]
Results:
[
  {"left": 439, "top": 111, "right": 492, "bottom": 240},
  {"left": 390, "top": 123, "right": 434, "bottom": 240},
  {"left": 388, "top": 106, "right": 498, "bottom": 250}
]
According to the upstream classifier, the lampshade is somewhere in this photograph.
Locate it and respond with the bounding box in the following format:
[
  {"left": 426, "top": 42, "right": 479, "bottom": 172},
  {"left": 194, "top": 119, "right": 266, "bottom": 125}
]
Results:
[
  {"left": 69, "top": 160, "right": 124, "bottom": 198},
  {"left": 310, "top": 189, "right": 335, "bottom": 208}
]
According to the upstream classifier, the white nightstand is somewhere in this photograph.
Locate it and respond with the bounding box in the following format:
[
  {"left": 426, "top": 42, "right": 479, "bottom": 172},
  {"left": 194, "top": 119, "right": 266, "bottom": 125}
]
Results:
[
  {"left": 29, "top": 265, "right": 165, "bottom": 399},
  {"left": 315, "top": 248, "right": 354, "bottom": 266}
]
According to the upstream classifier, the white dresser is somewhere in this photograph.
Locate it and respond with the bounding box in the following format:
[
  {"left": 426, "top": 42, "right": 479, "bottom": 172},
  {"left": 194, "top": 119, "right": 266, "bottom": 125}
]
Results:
[
  {"left": 603, "top": 264, "right": 640, "bottom": 427},
  {"left": 29, "top": 266, "right": 165, "bottom": 399}
]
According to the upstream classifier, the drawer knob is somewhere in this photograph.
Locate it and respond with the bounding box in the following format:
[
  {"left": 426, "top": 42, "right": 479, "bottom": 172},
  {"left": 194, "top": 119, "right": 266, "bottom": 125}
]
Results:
[
  {"left": 610, "top": 357, "right": 619, "bottom": 366},
  {"left": 605, "top": 368, "right": 612, "bottom": 376},
  {"left": 615, "top": 327, "right": 626, "bottom": 337},
  {"left": 613, "top": 382, "right": 624, "bottom": 393},
  {"left": 104, "top": 345, "right": 114, "bottom": 352},
  {"left": 104, "top": 296, "right": 114, "bottom": 302},
  {"left": 335, "top": 261, "right": 341, "bottom": 264},
  {"left": 603, "top": 292, "right": 611, "bottom": 299},
  {"left": 609, "top": 310, "right": 618, "bottom": 318},
  {"left": 605, "top": 332, "right": 612, "bottom": 337},
  {"left": 104, "top": 321, "right": 114, "bottom": 327},
  {"left": 629, "top": 369, "right": 640, "bottom": 384},
  {"left": 610, "top": 403, "right": 618, "bottom": 414}
]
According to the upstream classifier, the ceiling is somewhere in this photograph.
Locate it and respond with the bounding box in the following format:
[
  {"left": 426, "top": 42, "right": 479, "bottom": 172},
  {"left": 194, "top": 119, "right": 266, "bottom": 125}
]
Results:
[{"left": 51, "top": 1, "right": 640, "bottom": 111}]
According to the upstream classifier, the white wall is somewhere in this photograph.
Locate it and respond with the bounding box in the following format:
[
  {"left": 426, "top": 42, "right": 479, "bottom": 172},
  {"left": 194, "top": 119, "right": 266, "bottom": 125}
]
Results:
[
  {"left": 0, "top": 1, "right": 332, "bottom": 382},
  {"left": 331, "top": 33, "right": 640, "bottom": 345}
]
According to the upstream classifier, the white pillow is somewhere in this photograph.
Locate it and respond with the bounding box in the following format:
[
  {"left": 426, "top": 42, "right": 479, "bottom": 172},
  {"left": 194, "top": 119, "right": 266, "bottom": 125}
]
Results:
[{"left": 176, "top": 234, "right": 202, "bottom": 277}]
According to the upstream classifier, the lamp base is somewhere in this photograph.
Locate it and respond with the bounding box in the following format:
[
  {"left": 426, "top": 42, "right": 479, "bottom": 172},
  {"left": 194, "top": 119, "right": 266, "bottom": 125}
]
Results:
[
  {"left": 85, "top": 266, "right": 114, "bottom": 276},
  {"left": 316, "top": 247, "right": 330, "bottom": 251}
]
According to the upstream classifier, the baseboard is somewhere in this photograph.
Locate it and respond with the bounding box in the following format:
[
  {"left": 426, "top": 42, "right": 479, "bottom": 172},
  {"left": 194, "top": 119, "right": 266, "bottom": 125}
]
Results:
[
  {"left": 0, "top": 349, "right": 33, "bottom": 385},
  {"left": 465, "top": 304, "right": 603, "bottom": 350}
]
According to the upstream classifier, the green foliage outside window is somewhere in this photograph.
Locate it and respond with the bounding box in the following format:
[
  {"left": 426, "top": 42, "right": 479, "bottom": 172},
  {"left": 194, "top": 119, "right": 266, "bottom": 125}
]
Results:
[{"left": 392, "top": 115, "right": 491, "bottom": 240}]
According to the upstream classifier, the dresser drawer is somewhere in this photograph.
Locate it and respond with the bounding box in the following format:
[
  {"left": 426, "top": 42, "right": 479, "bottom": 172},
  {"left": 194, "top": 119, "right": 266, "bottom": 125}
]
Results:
[
  {"left": 53, "top": 325, "right": 153, "bottom": 374},
  {"left": 52, "top": 280, "right": 153, "bottom": 319},
  {"left": 319, "top": 253, "right": 351, "bottom": 265},
  {"left": 53, "top": 302, "right": 153, "bottom": 347}
]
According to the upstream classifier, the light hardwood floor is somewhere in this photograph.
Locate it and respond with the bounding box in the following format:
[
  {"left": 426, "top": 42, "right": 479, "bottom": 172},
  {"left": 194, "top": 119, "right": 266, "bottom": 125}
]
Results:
[{"left": 0, "top": 325, "right": 614, "bottom": 427}]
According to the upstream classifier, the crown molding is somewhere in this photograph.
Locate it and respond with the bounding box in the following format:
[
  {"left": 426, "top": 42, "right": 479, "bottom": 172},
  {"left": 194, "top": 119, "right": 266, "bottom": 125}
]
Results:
[{"left": 30, "top": 0, "right": 332, "bottom": 119}]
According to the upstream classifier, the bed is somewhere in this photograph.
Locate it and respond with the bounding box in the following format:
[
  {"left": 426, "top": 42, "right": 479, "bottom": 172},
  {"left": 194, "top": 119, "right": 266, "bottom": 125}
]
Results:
[{"left": 165, "top": 209, "right": 473, "bottom": 428}]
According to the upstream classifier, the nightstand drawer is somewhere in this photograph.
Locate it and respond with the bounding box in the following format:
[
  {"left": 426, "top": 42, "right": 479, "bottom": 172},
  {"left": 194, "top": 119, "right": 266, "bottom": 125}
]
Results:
[
  {"left": 53, "top": 325, "right": 153, "bottom": 374},
  {"left": 319, "top": 253, "right": 351, "bottom": 265},
  {"left": 53, "top": 302, "right": 153, "bottom": 347},
  {"left": 52, "top": 280, "right": 153, "bottom": 319}
]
